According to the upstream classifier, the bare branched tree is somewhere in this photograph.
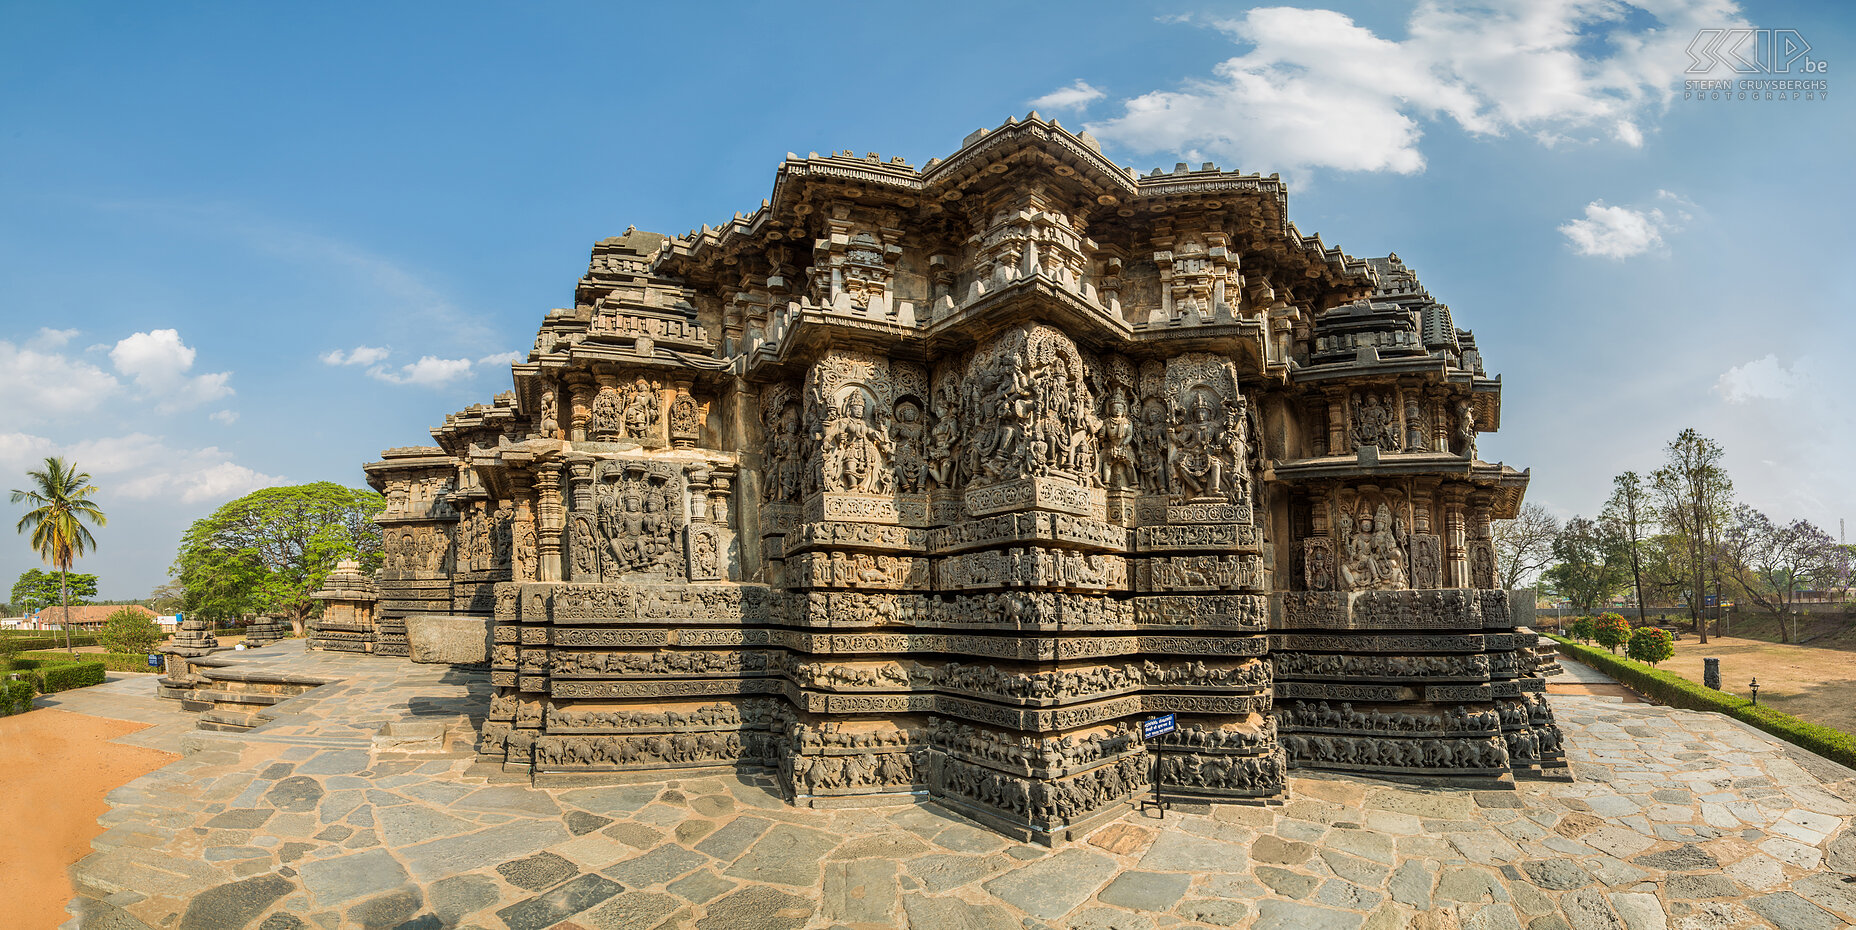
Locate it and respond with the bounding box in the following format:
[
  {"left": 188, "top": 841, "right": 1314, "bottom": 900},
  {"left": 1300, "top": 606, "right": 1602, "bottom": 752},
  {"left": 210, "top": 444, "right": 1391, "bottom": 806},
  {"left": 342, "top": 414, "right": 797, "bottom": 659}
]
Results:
[{"left": 1491, "top": 502, "right": 1559, "bottom": 590}]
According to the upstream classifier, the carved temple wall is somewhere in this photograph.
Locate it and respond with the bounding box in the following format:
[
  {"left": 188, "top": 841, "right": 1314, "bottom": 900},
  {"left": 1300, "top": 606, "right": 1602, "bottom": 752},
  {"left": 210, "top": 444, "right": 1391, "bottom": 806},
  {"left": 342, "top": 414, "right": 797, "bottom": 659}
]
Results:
[{"left": 334, "top": 116, "right": 1559, "bottom": 843}]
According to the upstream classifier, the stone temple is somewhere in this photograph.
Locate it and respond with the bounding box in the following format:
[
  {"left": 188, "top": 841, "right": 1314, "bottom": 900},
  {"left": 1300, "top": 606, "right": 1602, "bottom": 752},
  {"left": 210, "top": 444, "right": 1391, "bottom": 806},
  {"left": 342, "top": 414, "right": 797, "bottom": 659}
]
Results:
[{"left": 320, "top": 114, "right": 1560, "bottom": 843}]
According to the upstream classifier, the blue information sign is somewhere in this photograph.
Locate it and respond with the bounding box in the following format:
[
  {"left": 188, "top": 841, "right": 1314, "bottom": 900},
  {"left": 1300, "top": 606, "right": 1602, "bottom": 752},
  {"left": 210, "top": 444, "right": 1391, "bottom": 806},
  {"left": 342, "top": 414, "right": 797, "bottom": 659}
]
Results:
[
  {"left": 147, "top": 654, "right": 163, "bottom": 668},
  {"left": 1141, "top": 713, "right": 1177, "bottom": 740}
]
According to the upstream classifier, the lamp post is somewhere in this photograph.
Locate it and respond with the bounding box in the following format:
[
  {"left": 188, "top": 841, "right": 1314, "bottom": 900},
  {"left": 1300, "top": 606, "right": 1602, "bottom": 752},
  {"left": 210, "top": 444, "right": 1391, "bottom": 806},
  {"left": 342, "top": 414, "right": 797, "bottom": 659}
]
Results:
[{"left": 1749, "top": 678, "right": 1759, "bottom": 706}]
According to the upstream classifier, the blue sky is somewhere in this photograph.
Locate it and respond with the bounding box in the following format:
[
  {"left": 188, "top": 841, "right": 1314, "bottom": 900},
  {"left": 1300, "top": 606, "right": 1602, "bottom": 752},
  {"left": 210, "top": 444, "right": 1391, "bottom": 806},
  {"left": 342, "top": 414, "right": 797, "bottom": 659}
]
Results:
[{"left": 1, "top": 1, "right": 1849, "bottom": 598}]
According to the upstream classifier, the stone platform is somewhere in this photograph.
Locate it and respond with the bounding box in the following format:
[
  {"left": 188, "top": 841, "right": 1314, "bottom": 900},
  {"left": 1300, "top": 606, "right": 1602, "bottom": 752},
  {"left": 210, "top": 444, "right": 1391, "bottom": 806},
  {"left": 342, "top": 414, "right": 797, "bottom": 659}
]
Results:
[{"left": 65, "top": 641, "right": 1856, "bottom": 930}]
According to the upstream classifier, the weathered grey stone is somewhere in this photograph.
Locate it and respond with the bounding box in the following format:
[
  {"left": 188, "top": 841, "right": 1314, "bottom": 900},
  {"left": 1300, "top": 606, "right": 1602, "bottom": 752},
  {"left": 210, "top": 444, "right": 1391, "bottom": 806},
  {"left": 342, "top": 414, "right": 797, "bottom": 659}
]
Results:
[
  {"left": 427, "top": 874, "right": 499, "bottom": 926},
  {"left": 264, "top": 777, "right": 325, "bottom": 813},
  {"left": 899, "top": 895, "right": 1018, "bottom": 930},
  {"left": 1521, "top": 859, "right": 1590, "bottom": 890},
  {"left": 1252, "top": 835, "right": 1315, "bottom": 865},
  {"left": 1560, "top": 888, "right": 1624, "bottom": 930},
  {"left": 1320, "top": 849, "right": 1390, "bottom": 886},
  {"left": 298, "top": 750, "right": 370, "bottom": 776},
  {"left": 1747, "top": 892, "right": 1844, "bottom": 930},
  {"left": 177, "top": 874, "right": 296, "bottom": 930},
  {"left": 666, "top": 868, "right": 734, "bottom": 904},
  {"left": 496, "top": 851, "right": 579, "bottom": 891},
  {"left": 1068, "top": 905, "right": 1157, "bottom": 930},
  {"left": 345, "top": 888, "right": 421, "bottom": 928},
  {"left": 298, "top": 848, "right": 409, "bottom": 907},
  {"left": 398, "top": 819, "right": 571, "bottom": 881},
  {"left": 1629, "top": 844, "right": 1717, "bottom": 871},
  {"left": 1663, "top": 873, "right": 1737, "bottom": 899},
  {"left": 721, "top": 823, "right": 839, "bottom": 886},
  {"left": 205, "top": 809, "right": 276, "bottom": 830},
  {"left": 495, "top": 873, "right": 624, "bottom": 930},
  {"left": 1098, "top": 871, "right": 1191, "bottom": 912},
  {"left": 581, "top": 890, "right": 681, "bottom": 930},
  {"left": 1388, "top": 860, "right": 1433, "bottom": 909},
  {"left": 908, "top": 853, "right": 995, "bottom": 893},
  {"left": 604, "top": 843, "right": 708, "bottom": 888},
  {"left": 694, "top": 885, "right": 814, "bottom": 930},
  {"left": 373, "top": 804, "right": 478, "bottom": 847},
  {"left": 565, "top": 810, "right": 614, "bottom": 836},
  {"left": 821, "top": 859, "right": 898, "bottom": 925},
  {"left": 405, "top": 615, "right": 491, "bottom": 664},
  {"left": 982, "top": 848, "right": 1119, "bottom": 919},
  {"left": 1253, "top": 900, "right": 1365, "bottom": 930},
  {"left": 1436, "top": 866, "right": 1508, "bottom": 904},
  {"left": 694, "top": 815, "right": 771, "bottom": 861},
  {"left": 1139, "top": 831, "right": 1243, "bottom": 871},
  {"left": 1255, "top": 865, "right": 1320, "bottom": 899},
  {"left": 1178, "top": 898, "right": 1249, "bottom": 927},
  {"left": 1792, "top": 871, "right": 1856, "bottom": 919}
]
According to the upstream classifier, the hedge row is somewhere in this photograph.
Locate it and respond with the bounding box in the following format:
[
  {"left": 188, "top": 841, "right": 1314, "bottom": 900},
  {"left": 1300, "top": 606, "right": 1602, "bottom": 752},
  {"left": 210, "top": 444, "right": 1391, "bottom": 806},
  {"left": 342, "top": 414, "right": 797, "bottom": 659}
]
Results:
[
  {"left": 1549, "top": 635, "right": 1856, "bottom": 770},
  {"left": 0, "top": 632, "right": 102, "bottom": 651},
  {"left": 0, "top": 680, "right": 32, "bottom": 715},
  {"left": 4, "top": 660, "right": 108, "bottom": 695},
  {"left": 18, "top": 650, "right": 160, "bottom": 673}
]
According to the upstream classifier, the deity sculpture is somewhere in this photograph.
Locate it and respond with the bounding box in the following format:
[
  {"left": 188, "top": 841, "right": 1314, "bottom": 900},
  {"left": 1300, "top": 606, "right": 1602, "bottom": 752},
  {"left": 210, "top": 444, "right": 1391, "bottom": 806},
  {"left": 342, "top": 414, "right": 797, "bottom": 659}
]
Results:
[
  {"left": 821, "top": 390, "right": 893, "bottom": 494},
  {"left": 1456, "top": 399, "right": 1477, "bottom": 459},
  {"left": 1338, "top": 503, "right": 1409, "bottom": 590},
  {"left": 1099, "top": 397, "right": 1137, "bottom": 490},
  {"left": 1170, "top": 395, "right": 1227, "bottom": 499},
  {"left": 623, "top": 378, "right": 660, "bottom": 440},
  {"left": 891, "top": 399, "right": 927, "bottom": 494},
  {"left": 924, "top": 390, "right": 960, "bottom": 490}
]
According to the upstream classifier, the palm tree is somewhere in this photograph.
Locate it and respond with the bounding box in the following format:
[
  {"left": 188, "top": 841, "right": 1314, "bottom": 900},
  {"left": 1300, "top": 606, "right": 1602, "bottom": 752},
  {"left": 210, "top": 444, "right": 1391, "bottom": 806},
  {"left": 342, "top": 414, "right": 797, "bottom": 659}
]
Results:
[{"left": 12, "top": 457, "right": 106, "bottom": 655}]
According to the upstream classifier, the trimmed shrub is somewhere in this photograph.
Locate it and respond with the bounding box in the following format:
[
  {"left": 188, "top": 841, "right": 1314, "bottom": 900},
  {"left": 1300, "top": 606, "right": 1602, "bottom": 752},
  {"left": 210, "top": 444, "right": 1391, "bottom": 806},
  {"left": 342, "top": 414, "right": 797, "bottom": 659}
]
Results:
[
  {"left": 1549, "top": 635, "right": 1856, "bottom": 770},
  {"left": 0, "top": 679, "right": 32, "bottom": 715},
  {"left": 39, "top": 661, "right": 105, "bottom": 693},
  {"left": 1593, "top": 613, "right": 1631, "bottom": 653},
  {"left": 99, "top": 609, "right": 164, "bottom": 654},
  {"left": 1626, "top": 626, "right": 1674, "bottom": 666},
  {"left": 1567, "top": 617, "right": 1596, "bottom": 644}
]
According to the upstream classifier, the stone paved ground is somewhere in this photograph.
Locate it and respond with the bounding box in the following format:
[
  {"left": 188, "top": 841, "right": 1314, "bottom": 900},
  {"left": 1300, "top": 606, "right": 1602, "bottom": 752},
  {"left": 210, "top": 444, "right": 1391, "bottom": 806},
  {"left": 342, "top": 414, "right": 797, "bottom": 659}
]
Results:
[{"left": 63, "top": 642, "right": 1856, "bottom": 930}]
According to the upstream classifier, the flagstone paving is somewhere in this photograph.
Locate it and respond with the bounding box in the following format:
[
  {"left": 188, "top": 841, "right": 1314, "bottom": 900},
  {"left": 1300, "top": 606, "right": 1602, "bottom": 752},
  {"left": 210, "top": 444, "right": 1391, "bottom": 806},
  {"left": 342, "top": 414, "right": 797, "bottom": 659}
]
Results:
[{"left": 61, "top": 642, "right": 1856, "bottom": 930}]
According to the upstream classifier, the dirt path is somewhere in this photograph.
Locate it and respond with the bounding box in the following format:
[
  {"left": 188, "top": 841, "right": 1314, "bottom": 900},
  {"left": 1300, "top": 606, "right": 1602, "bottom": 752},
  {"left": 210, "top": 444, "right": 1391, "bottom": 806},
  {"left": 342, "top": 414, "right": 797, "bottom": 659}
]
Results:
[
  {"left": 0, "top": 708, "right": 178, "bottom": 930},
  {"left": 1658, "top": 633, "right": 1856, "bottom": 734}
]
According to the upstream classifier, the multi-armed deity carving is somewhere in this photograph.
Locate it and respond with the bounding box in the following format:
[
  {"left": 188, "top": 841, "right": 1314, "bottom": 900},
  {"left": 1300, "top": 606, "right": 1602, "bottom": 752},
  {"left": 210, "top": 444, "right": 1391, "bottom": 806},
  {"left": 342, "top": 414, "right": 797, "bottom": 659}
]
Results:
[
  {"left": 593, "top": 460, "right": 685, "bottom": 581},
  {"left": 1335, "top": 502, "right": 1409, "bottom": 591}
]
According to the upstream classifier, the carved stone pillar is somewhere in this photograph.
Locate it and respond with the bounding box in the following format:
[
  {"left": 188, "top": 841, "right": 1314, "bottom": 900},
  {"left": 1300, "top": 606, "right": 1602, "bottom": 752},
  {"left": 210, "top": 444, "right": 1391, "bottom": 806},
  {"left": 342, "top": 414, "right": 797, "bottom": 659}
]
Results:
[
  {"left": 1430, "top": 391, "right": 1450, "bottom": 454},
  {"left": 1326, "top": 392, "right": 1346, "bottom": 458},
  {"left": 709, "top": 470, "right": 733, "bottom": 530},
  {"left": 685, "top": 466, "right": 712, "bottom": 524},
  {"left": 569, "top": 378, "right": 594, "bottom": 442},
  {"left": 567, "top": 458, "right": 597, "bottom": 583},
  {"left": 511, "top": 474, "right": 538, "bottom": 583},
  {"left": 536, "top": 461, "right": 564, "bottom": 583},
  {"left": 1444, "top": 488, "right": 1469, "bottom": 588}
]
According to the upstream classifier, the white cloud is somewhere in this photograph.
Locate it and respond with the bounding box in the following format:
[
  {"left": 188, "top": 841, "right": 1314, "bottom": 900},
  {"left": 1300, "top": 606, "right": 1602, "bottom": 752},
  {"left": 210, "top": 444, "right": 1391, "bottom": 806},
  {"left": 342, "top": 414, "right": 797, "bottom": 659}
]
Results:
[
  {"left": 368, "top": 355, "right": 474, "bottom": 387},
  {"left": 1716, "top": 354, "right": 1813, "bottom": 403},
  {"left": 1086, "top": 1, "right": 1748, "bottom": 177},
  {"left": 30, "top": 327, "right": 80, "bottom": 349},
  {"left": 476, "top": 352, "right": 521, "bottom": 368},
  {"left": 1559, "top": 200, "right": 1680, "bottom": 259},
  {"left": 0, "top": 431, "right": 283, "bottom": 505},
  {"left": 210, "top": 409, "right": 239, "bottom": 425},
  {"left": 321, "top": 345, "right": 391, "bottom": 367},
  {"left": 109, "top": 329, "right": 234, "bottom": 412},
  {"left": 1029, "top": 80, "right": 1106, "bottom": 112},
  {"left": 0, "top": 339, "right": 121, "bottom": 423}
]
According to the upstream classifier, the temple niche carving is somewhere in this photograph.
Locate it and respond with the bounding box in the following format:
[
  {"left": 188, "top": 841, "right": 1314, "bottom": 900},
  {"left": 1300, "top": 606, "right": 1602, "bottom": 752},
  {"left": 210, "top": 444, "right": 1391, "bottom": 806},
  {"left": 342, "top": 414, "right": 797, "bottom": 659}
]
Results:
[{"left": 341, "top": 115, "right": 1558, "bottom": 845}]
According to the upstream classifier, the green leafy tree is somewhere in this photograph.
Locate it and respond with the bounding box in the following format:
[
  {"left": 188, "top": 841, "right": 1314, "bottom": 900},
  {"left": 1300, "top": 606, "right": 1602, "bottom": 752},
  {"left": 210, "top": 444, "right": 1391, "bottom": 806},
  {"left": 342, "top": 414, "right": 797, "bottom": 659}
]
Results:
[
  {"left": 1567, "top": 617, "right": 1596, "bottom": 644},
  {"left": 1652, "top": 429, "right": 1732, "bottom": 644},
  {"left": 1626, "top": 626, "right": 1674, "bottom": 665},
  {"left": 173, "top": 483, "right": 384, "bottom": 624},
  {"left": 1718, "top": 505, "right": 1850, "bottom": 643},
  {"left": 1601, "top": 471, "right": 1654, "bottom": 627},
  {"left": 146, "top": 580, "right": 185, "bottom": 615},
  {"left": 11, "top": 568, "right": 98, "bottom": 614},
  {"left": 11, "top": 456, "right": 107, "bottom": 654},
  {"left": 1542, "top": 516, "right": 1624, "bottom": 615},
  {"left": 99, "top": 608, "right": 164, "bottom": 654},
  {"left": 1593, "top": 612, "right": 1631, "bottom": 653}
]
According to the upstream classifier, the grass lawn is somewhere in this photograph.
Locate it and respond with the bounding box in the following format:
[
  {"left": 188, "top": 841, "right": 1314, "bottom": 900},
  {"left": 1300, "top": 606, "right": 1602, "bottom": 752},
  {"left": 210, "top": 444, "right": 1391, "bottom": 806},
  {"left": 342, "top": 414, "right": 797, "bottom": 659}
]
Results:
[{"left": 1651, "top": 624, "right": 1856, "bottom": 737}]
